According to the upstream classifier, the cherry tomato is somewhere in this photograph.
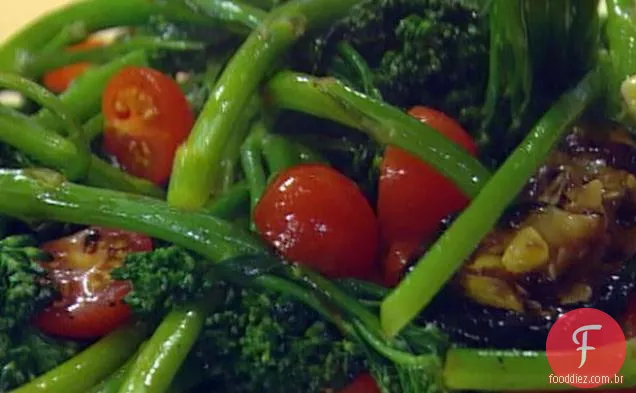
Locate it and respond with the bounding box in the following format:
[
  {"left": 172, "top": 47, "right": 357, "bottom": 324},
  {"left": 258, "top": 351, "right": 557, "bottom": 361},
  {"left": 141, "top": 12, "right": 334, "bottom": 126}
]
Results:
[
  {"left": 381, "top": 239, "right": 421, "bottom": 287},
  {"left": 33, "top": 227, "right": 152, "bottom": 339},
  {"left": 623, "top": 293, "right": 636, "bottom": 338},
  {"left": 337, "top": 374, "right": 381, "bottom": 393},
  {"left": 102, "top": 66, "right": 194, "bottom": 185},
  {"left": 378, "top": 106, "right": 477, "bottom": 286},
  {"left": 254, "top": 163, "right": 380, "bottom": 279},
  {"left": 42, "top": 37, "right": 104, "bottom": 93}
]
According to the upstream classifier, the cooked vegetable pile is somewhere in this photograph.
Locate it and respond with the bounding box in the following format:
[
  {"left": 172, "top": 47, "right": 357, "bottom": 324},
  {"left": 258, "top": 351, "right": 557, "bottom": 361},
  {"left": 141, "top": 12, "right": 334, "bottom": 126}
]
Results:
[{"left": 0, "top": 0, "right": 635, "bottom": 393}]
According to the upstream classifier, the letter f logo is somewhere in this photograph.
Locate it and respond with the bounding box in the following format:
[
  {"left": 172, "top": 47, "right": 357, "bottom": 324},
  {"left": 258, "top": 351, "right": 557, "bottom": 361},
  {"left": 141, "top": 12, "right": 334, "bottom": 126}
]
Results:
[{"left": 572, "top": 324, "right": 602, "bottom": 368}]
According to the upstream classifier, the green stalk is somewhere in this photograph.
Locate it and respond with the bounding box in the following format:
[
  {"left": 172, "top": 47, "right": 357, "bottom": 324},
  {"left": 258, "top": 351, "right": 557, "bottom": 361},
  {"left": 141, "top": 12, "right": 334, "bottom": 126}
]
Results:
[
  {"left": 190, "top": 0, "right": 268, "bottom": 30},
  {"left": 117, "top": 303, "right": 214, "bottom": 393},
  {"left": 0, "top": 73, "right": 90, "bottom": 177},
  {"left": 89, "top": 354, "right": 139, "bottom": 393},
  {"left": 204, "top": 182, "right": 250, "bottom": 219},
  {"left": 261, "top": 132, "right": 304, "bottom": 176},
  {"left": 0, "top": 0, "right": 211, "bottom": 76},
  {"left": 0, "top": 169, "right": 265, "bottom": 261},
  {"left": 27, "top": 37, "right": 204, "bottom": 79},
  {"left": 34, "top": 51, "right": 148, "bottom": 132},
  {"left": 335, "top": 42, "right": 383, "bottom": 100},
  {"left": 443, "top": 339, "right": 636, "bottom": 391},
  {"left": 167, "top": 0, "right": 365, "bottom": 210},
  {"left": 84, "top": 114, "right": 105, "bottom": 142},
  {"left": 380, "top": 69, "right": 602, "bottom": 337},
  {"left": 0, "top": 107, "right": 162, "bottom": 197},
  {"left": 264, "top": 71, "right": 490, "bottom": 198},
  {"left": 605, "top": 0, "right": 636, "bottom": 121},
  {"left": 240, "top": 123, "right": 268, "bottom": 216},
  {"left": 9, "top": 323, "right": 148, "bottom": 393}
]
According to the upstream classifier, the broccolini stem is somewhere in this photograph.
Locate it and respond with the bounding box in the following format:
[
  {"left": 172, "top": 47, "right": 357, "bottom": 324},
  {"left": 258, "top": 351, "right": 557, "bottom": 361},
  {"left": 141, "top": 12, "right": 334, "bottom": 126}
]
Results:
[
  {"left": 605, "top": 0, "right": 636, "bottom": 122},
  {"left": 189, "top": 0, "right": 268, "bottom": 30},
  {"left": 240, "top": 123, "right": 268, "bottom": 217},
  {"left": 0, "top": 107, "right": 162, "bottom": 197},
  {"left": 27, "top": 37, "right": 204, "bottom": 79},
  {"left": 204, "top": 181, "right": 250, "bottom": 219},
  {"left": 443, "top": 338, "right": 636, "bottom": 390},
  {"left": 0, "top": 169, "right": 265, "bottom": 261},
  {"left": 89, "top": 354, "right": 139, "bottom": 393},
  {"left": 84, "top": 114, "right": 105, "bottom": 142},
  {"left": 261, "top": 131, "right": 305, "bottom": 176},
  {"left": 167, "top": 0, "right": 365, "bottom": 210},
  {"left": 335, "top": 42, "right": 383, "bottom": 100},
  {"left": 380, "top": 69, "right": 602, "bottom": 337},
  {"left": 9, "top": 323, "right": 148, "bottom": 393},
  {"left": 117, "top": 302, "right": 215, "bottom": 393},
  {"left": 34, "top": 51, "right": 148, "bottom": 133},
  {"left": 0, "top": 74, "right": 90, "bottom": 176},
  {"left": 264, "top": 71, "right": 490, "bottom": 198},
  {"left": 0, "top": 0, "right": 213, "bottom": 76}
]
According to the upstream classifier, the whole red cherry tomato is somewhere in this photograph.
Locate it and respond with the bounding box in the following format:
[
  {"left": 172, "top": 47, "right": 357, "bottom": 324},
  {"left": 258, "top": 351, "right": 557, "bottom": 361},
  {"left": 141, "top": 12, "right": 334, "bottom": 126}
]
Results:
[
  {"left": 254, "top": 163, "right": 380, "bottom": 279},
  {"left": 102, "top": 66, "right": 194, "bottom": 185},
  {"left": 33, "top": 227, "right": 152, "bottom": 339},
  {"left": 378, "top": 106, "right": 477, "bottom": 286}
]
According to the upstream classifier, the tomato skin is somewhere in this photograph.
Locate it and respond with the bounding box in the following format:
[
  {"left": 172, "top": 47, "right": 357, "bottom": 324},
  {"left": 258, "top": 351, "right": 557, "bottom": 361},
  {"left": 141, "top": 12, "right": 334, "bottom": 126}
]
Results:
[
  {"left": 254, "top": 164, "right": 380, "bottom": 279},
  {"left": 33, "top": 227, "right": 152, "bottom": 339},
  {"left": 378, "top": 106, "right": 477, "bottom": 286},
  {"left": 337, "top": 374, "right": 381, "bottom": 393},
  {"left": 42, "top": 38, "right": 104, "bottom": 93},
  {"left": 102, "top": 66, "right": 194, "bottom": 185}
]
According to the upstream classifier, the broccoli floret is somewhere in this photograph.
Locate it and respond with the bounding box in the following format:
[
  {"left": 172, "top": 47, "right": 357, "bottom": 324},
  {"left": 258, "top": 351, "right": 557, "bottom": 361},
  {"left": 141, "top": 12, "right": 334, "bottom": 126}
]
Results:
[
  {"left": 299, "top": 0, "right": 489, "bottom": 133},
  {"left": 0, "top": 235, "right": 53, "bottom": 331},
  {"left": 115, "top": 247, "right": 365, "bottom": 393},
  {"left": 111, "top": 246, "right": 215, "bottom": 319},
  {"left": 0, "top": 235, "right": 82, "bottom": 391},
  {"left": 192, "top": 289, "right": 365, "bottom": 393}
]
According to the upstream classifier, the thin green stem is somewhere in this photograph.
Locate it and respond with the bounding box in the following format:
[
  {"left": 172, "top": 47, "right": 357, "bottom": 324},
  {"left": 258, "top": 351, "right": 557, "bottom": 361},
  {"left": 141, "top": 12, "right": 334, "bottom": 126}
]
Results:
[
  {"left": 240, "top": 123, "right": 268, "bottom": 219},
  {"left": 167, "top": 0, "right": 365, "bottom": 210},
  {"left": 190, "top": 0, "right": 268, "bottom": 30},
  {"left": 380, "top": 69, "right": 602, "bottom": 337},
  {"left": 34, "top": 51, "right": 148, "bottom": 133},
  {"left": 9, "top": 323, "right": 148, "bottom": 393},
  {"left": 261, "top": 132, "right": 303, "bottom": 176},
  {"left": 443, "top": 339, "right": 636, "bottom": 391},
  {"left": 264, "top": 71, "right": 490, "bottom": 198},
  {"left": 0, "top": 169, "right": 265, "bottom": 262},
  {"left": 84, "top": 114, "right": 104, "bottom": 142},
  {"left": 335, "top": 42, "right": 383, "bottom": 100},
  {"left": 0, "top": 0, "right": 212, "bottom": 76},
  {"left": 204, "top": 182, "right": 250, "bottom": 219},
  {"left": 0, "top": 106, "right": 162, "bottom": 197},
  {"left": 117, "top": 302, "right": 214, "bottom": 393},
  {"left": 27, "top": 37, "right": 204, "bottom": 79}
]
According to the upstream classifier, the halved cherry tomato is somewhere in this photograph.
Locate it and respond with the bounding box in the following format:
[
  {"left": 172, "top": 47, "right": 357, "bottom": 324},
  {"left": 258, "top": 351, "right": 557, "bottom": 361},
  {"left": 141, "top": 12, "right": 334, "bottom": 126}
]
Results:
[
  {"left": 33, "top": 227, "right": 152, "bottom": 339},
  {"left": 254, "top": 163, "right": 380, "bottom": 279},
  {"left": 337, "top": 374, "right": 381, "bottom": 393},
  {"left": 102, "top": 66, "right": 194, "bottom": 185},
  {"left": 378, "top": 106, "right": 477, "bottom": 286},
  {"left": 42, "top": 37, "right": 105, "bottom": 93}
]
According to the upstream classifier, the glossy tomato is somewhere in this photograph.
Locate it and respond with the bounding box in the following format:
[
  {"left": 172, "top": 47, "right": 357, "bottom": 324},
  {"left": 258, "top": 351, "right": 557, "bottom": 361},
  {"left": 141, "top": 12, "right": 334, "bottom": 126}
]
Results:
[
  {"left": 378, "top": 106, "right": 477, "bottom": 286},
  {"left": 33, "top": 227, "right": 152, "bottom": 339},
  {"left": 102, "top": 66, "right": 194, "bottom": 185},
  {"left": 254, "top": 164, "right": 380, "bottom": 279},
  {"left": 337, "top": 374, "right": 381, "bottom": 393},
  {"left": 42, "top": 37, "right": 104, "bottom": 93}
]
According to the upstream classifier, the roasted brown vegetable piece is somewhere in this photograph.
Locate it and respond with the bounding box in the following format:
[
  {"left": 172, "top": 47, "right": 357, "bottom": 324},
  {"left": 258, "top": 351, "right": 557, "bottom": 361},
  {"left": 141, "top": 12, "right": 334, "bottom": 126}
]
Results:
[{"left": 412, "top": 122, "right": 636, "bottom": 349}]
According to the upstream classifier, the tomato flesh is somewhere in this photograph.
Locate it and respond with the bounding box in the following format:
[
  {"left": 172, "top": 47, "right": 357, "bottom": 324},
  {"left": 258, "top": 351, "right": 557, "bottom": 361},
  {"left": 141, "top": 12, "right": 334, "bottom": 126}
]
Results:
[
  {"left": 33, "top": 227, "right": 152, "bottom": 339},
  {"left": 102, "top": 66, "right": 194, "bottom": 185},
  {"left": 42, "top": 37, "right": 104, "bottom": 93},
  {"left": 337, "top": 374, "right": 381, "bottom": 393},
  {"left": 378, "top": 106, "right": 477, "bottom": 286},
  {"left": 254, "top": 164, "right": 380, "bottom": 279}
]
